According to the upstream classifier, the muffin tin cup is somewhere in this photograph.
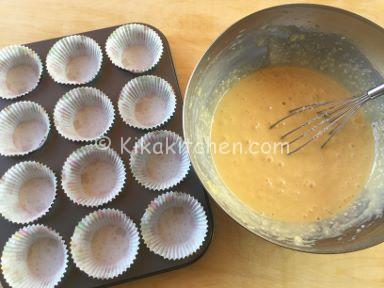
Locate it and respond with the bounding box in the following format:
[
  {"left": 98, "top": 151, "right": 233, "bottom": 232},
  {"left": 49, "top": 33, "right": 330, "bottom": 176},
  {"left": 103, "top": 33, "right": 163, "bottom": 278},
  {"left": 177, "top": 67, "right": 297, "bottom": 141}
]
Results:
[
  {"left": 0, "top": 101, "right": 50, "bottom": 157},
  {"left": 54, "top": 87, "right": 115, "bottom": 142},
  {"left": 61, "top": 145, "right": 126, "bottom": 207},
  {"left": 130, "top": 130, "right": 191, "bottom": 191},
  {"left": 0, "top": 45, "right": 43, "bottom": 100},
  {"left": 141, "top": 191, "right": 208, "bottom": 260},
  {"left": 46, "top": 35, "right": 103, "bottom": 85},
  {"left": 70, "top": 208, "right": 140, "bottom": 280},
  {"left": 1, "top": 225, "right": 68, "bottom": 288},
  {"left": 0, "top": 161, "right": 56, "bottom": 224},
  {"left": 118, "top": 75, "right": 176, "bottom": 130},
  {"left": 106, "top": 23, "right": 163, "bottom": 73}
]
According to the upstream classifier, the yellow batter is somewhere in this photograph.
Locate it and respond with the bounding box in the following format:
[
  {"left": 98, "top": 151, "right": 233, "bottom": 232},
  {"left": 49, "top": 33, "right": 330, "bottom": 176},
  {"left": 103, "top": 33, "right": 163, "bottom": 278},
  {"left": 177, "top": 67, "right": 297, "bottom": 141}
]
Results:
[{"left": 211, "top": 66, "right": 374, "bottom": 222}]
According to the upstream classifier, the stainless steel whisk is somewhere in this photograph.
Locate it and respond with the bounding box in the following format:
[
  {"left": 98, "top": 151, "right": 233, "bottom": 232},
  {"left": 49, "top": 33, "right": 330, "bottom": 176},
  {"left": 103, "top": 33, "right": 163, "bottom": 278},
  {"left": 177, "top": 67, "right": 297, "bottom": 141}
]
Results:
[{"left": 270, "top": 83, "right": 384, "bottom": 155}]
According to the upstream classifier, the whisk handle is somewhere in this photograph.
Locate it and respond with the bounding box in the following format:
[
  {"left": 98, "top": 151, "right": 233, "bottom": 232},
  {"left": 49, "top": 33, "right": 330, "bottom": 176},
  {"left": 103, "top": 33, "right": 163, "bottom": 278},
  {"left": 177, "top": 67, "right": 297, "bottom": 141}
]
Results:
[{"left": 368, "top": 83, "right": 384, "bottom": 99}]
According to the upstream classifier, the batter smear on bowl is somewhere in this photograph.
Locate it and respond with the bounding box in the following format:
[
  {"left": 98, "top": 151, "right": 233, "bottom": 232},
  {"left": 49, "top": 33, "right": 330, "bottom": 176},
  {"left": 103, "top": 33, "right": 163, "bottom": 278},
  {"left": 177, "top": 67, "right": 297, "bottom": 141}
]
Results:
[{"left": 211, "top": 65, "right": 374, "bottom": 222}]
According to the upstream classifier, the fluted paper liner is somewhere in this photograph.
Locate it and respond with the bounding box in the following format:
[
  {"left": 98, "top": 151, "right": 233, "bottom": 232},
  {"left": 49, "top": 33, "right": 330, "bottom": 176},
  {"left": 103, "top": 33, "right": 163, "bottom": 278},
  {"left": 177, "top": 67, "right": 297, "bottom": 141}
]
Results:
[
  {"left": 118, "top": 75, "right": 176, "bottom": 129},
  {"left": 106, "top": 23, "right": 163, "bottom": 73},
  {"left": 54, "top": 87, "right": 115, "bottom": 142},
  {"left": 0, "top": 45, "right": 43, "bottom": 100},
  {"left": 46, "top": 35, "right": 102, "bottom": 85},
  {"left": 0, "top": 101, "right": 50, "bottom": 156},
  {"left": 70, "top": 208, "right": 140, "bottom": 279},
  {"left": 141, "top": 192, "right": 208, "bottom": 260},
  {"left": 62, "top": 145, "right": 126, "bottom": 207},
  {"left": 0, "top": 161, "right": 56, "bottom": 224},
  {"left": 130, "top": 130, "right": 190, "bottom": 191},
  {"left": 1, "top": 225, "right": 68, "bottom": 288}
]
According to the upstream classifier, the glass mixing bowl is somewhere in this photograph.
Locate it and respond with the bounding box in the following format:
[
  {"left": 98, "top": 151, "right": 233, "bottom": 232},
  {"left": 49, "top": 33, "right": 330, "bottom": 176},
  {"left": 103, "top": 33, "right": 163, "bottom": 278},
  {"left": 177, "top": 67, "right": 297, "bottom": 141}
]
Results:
[{"left": 183, "top": 4, "right": 384, "bottom": 253}]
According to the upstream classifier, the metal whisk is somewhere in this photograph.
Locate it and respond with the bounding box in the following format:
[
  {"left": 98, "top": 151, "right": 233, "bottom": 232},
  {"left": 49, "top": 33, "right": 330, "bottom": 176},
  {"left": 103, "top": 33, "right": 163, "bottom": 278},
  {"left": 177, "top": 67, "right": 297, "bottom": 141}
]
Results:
[{"left": 270, "top": 83, "right": 384, "bottom": 155}]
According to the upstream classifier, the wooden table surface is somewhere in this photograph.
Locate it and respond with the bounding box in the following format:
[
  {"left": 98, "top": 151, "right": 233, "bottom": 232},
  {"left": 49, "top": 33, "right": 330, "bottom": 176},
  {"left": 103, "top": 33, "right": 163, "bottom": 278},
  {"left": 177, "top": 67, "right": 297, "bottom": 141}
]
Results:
[{"left": 1, "top": 0, "right": 384, "bottom": 287}]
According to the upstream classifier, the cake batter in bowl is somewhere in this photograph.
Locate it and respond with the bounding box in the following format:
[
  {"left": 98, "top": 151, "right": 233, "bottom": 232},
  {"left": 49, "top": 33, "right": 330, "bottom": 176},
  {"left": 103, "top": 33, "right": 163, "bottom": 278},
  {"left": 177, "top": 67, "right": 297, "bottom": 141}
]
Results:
[{"left": 183, "top": 4, "right": 384, "bottom": 253}]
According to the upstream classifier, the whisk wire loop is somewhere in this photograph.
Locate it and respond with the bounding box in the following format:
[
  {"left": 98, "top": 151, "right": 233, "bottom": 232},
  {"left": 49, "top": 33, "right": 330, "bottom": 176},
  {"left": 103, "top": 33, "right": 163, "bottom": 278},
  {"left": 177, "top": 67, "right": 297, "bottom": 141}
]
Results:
[{"left": 270, "top": 84, "right": 384, "bottom": 155}]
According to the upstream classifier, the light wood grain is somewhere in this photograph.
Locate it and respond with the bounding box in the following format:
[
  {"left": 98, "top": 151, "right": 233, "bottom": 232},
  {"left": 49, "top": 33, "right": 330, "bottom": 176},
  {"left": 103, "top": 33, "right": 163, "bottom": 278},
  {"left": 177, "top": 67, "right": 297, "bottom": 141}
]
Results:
[{"left": 1, "top": 1, "right": 384, "bottom": 287}]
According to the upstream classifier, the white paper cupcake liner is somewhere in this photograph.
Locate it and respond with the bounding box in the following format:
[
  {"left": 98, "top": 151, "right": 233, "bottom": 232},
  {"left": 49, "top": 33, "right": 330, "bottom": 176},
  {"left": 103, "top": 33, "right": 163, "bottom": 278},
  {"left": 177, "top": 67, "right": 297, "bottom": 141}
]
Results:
[
  {"left": 0, "top": 45, "right": 43, "bottom": 100},
  {"left": 141, "top": 191, "right": 208, "bottom": 260},
  {"left": 130, "top": 130, "right": 190, "bottom": 191},
  {"left": 105, "top": 23, "right": 163, "bottom": 73},
  {"left": 0, "top": 101, "right": 50, "bottom": 157},
  {"left": 70, "top": 208, "right": 140, "bottom": 279},
  {"left": 54, "top": 87, "right": 115, "bottom": 142},
  {"left": 62, "top": 145, "right": 125, "bottom": 207},
  {"left": 46, "top": 35, "right": 102, "bottom": 85},
  {"left": 1, "top": 225, "right": 68, "bottom": 288},
  {"left": 118, "top": 75, "right": 176, "bottom": 129},
  {"left": 0, "top": 161, "right": 56, "bottom": 224}
]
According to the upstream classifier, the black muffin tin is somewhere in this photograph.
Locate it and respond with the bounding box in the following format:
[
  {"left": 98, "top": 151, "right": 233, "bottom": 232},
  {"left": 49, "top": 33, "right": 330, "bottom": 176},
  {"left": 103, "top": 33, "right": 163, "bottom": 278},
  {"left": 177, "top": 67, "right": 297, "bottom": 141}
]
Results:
[{"left": 0, "top": 23, "right": 213, "bottom": 288}]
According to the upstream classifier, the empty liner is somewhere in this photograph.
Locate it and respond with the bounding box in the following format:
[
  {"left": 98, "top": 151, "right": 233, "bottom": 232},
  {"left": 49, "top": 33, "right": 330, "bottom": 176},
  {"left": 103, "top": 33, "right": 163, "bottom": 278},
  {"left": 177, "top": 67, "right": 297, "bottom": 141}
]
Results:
[
  {"left": 106, "top": 23, "right": 163, "bottom": 73},
  {"left": 141, "top": 191, "right": 208, "bottom": 260},
  {"left": 130, "top": 130, "right": 190, "bottom": 191},
  {"left": 62, "top": 145, "right": 125, "bottom": 207},
  {"left": 70, "top": 208, "right": 140, "bottom": 279},
  {"left": 54, "top": 87, "right": 115, "bottom": 142},
  {"left": 0, "top": 101, "right": 50, "bottom": 156},
  {"left": 118, "top": 75, "right": 176, "bottom": 129},
  {"left": 1, "top": 225, "right": 68, "bottom": 288},
  {"left": 0, "top": 45, "right": 43, "bottom": 99},
  {"left": 46, "top": 35, "right": 102, "bottom": 85},
  {"left": 0, "top": 161, "right": 56, "bottom": 224}
]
